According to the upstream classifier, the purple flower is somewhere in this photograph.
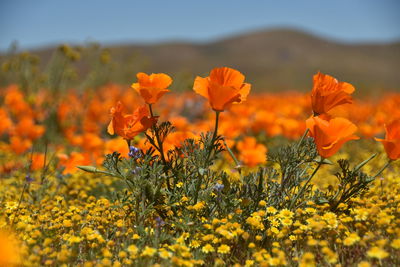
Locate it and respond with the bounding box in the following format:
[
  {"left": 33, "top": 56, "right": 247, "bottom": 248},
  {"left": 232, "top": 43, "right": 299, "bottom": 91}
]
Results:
[
  {"left": 155, "top": 216, "right": 165, "bottom": 228},
  {"left": 131, "top": 166, "right": 142, "bottom": 175},
  {"left": 128, "top": 146, "right": 141, "bottom": 159},
  {"left": 214, "top": 183, "right": 224, "bottom": 191},
  {"left": 25, "top": 174, "right": 34, "bottom": 183}
]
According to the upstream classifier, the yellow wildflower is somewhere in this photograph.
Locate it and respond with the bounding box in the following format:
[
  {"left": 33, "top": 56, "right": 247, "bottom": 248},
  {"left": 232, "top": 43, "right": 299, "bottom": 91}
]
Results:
[
  {"left": 391, "top": 239, "right": 400, "bottom": 249},
  {"left": 202, "top": 244, "right": 214, "bottom": 253},
  {"left": 217, "top": 244, "right": 230, "bottom": 254},
  {"left": 367, "top": 246, "right": 389, "bottom": 259},
  {"left": 299, "top": 252, "right": 315, "bottom": 267},
  {"left": 141, "top": 246, "right": 157, "bottom": 257}
]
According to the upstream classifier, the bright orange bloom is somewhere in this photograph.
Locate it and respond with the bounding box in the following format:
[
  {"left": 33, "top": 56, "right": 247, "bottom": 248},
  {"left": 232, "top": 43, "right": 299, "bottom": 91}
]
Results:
[
  {"left": 163, "top": 131, "right": 197, "bottom": 153},
  {"left": 107, "top": 102, "right": 155, "bottom": 140},
  {"left": 0, "top": 230, "right": 21, "bottom": 266},
  {"left": 193, "top": 67, "right": 251, "bottom": 111},
  {"left": 237, "top": 136, "right": 267, "bottom": 167},
  {"left": 58, "top": 152, "right": 91, "bottom": 174},
  {"left": 306, "top": 115, "right": 359, "bottom": 158},
  {"left": 10, "top": 136, "right": 32, "bottom": 154},
  {"left": 131, "top": 72, "right": 172, "bottom": 104},
  {"left": 0, "top": 108, "right": 12, "bottom": 135},
  {"left": 375, "top": 120, "right": 400, "bottom": 160},
  {"left": 311, "top": 72, "right": 355, "bottom": 115},
  {"left": 104, "top": 138, "right": 130, "bottom": 156},
  {"left": 13, "top": 117, "right": 45, "bottom": 140},
  {"left": 30, "top": 153, "right": 46, "bottom": 171},
  {"left": 4, "top": 85, "right": 33, "bottom": 118}
]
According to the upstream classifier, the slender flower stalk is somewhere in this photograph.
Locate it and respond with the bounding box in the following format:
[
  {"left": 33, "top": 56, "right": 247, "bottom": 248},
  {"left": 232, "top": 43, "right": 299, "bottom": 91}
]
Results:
[
  {"left": 207, "top": 111, "right": 220, "bottom": 160},
  {"left": 289, "top": 160, "right": 323, "bottom": 210},
  {"left": 372, "top": 159, "right": 393, "bottom": 179},
  {"left": 10, "top": 182, "right": 29, "bottom": 227},
  {"left": 148, "top": 104, "right": 167, "bottom": 165},
  {"left": 297, "top": 128, "right": 309, "bottom": 150}
]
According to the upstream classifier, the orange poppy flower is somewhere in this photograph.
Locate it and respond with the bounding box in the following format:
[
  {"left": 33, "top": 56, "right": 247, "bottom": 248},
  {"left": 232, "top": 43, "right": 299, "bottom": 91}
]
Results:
[
  {"left": 163, "top": 131, "right": 197, "bottom": 153},
  {"left": 10, "top": 136, "right": 32, "bottom": 155},
  {"left": 306, "top": 115, "right": 359, "bottom": 158},
  {"left": 0, "top": 108, "right": 12, "bottom": 135},
  {"left": 375, "top": 120, "right": 400, "bottom": 160},
  {"left": 30, "top": 153, "right": 46, "bottom": 171},
  {"left": 311, "top": 72, "right": 355, "bottom": 115},
  {"left": 58, "top": 152, "right": 91, "bottom": 174},
  {"left": 236, "top": 136, "right": 267, "bottom": 167},
  {"left": 107, "top": 101, "right": 155, "bottom": 140},
  {"left": 131, "top": 72, "right": 172, "bottom": 104},
  {"left": 193, "top": 67, "right": 251, "bottom": 111},
  {"left": 0, "top": 230, "right": 21, "bottom": 266}
]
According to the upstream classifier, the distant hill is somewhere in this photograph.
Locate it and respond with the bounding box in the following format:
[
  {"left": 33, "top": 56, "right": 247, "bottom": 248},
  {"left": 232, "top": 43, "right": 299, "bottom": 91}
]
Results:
[{"left": 26, "top": 28, "right": 400, "bottom": 93}]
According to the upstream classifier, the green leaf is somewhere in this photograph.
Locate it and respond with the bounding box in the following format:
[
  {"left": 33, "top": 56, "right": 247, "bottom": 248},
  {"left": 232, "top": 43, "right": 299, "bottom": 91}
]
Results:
[{"left": 354, "top": 153, "right": 377, "bottom": 172}]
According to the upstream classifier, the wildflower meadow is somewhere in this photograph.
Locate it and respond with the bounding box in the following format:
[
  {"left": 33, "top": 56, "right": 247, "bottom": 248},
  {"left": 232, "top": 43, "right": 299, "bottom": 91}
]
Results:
[{"left": 0, "top": 46, "right": 400, "bottom": 267}]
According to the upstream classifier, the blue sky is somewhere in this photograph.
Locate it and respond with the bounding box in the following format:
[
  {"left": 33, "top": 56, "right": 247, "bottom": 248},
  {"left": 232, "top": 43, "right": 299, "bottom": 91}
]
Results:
[{"left": 0, "top": 0, "right": 399, "bottom": 50}]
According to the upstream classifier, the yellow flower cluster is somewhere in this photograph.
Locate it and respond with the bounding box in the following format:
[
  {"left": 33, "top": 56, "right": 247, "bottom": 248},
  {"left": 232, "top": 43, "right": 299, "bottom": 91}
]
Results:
[{"left": 1, "top": 138, "right": 400, "bottom": 266}]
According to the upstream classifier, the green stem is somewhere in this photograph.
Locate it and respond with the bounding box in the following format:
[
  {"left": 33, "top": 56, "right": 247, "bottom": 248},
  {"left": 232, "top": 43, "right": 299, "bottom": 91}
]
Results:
[
  {"left": 210, "top": 111, "right": 220, "bottom": 149},
  {"left": 148, "top": 104, "right": 167, "bottom": 165},
  {"left": 126, "top": 139, "right": 131, "bottom": 150},
  {"left": 148, "top": 104, "right": 171, "bottom": 191},
  {"left": 206, "top": 111, "right": 220, "bottom": 162},
  {"left": 223, "top": 140, "right": 239, "bottom": 165},
  {"left": 194, "top": 111, "right": 220, "bottom": 204},
  {"left": 289, "top": 160, "right": 322, "bottom": 210},
  {"left": 297, "top": 128, "right": 309, "bottom": 150},
  {"left": 223, "top": 139, "right": 243, "bottom": 177},
  {"left": 10, "top": 182, "right": 28, "bottom": 227},
  {"left": 372, "top": 159, "right": 392, "bottom": 179}
]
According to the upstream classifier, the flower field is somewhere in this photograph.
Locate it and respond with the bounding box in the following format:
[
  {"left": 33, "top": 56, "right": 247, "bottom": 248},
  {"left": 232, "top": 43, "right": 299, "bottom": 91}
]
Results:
[{"left": 1, "top": 58, "right": 400, "bottom": 266}]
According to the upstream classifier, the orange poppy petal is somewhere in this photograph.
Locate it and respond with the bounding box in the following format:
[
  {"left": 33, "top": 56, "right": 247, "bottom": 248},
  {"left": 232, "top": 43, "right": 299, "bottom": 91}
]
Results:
[
  {"left": 239, "top": 83, "right": 251, "bottom": 101},
  {"left": 139, "top": 88, "right": 153, "bottom": 103},
  {"left": 131, "top": 82, "right": 140, "bottom": 92},
  {"left": 150, "top": 73, "right": 172, "bottom": 89},
  {"left": 210, "top": 67, "right": 245, "bottom": 87},
  {"left": 193, "top": 76, "right": 210, "bottom": 99},
  {"left": 341, "top": 81, "right": 355, "bottom": 94},
  {"left": 107, "top": 120, "right": 114, "bottom": 135}
]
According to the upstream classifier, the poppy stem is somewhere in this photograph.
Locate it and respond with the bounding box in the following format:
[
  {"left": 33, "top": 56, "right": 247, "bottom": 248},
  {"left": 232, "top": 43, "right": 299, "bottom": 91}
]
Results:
[
  {"left": 148, "top": 104, "right": 166, "bottom": 162},
  {"left": 297, "top": 128, "right": 309, "bottom": 150},
  {"left": 372, "top": 159, "right": 393, "bottom": 179},
  {"left": 212, "top": 111, "right": 220, "bottom": 145},
  {"left": 148, "top": 104, "right": 171, "bottom": 190},
  {"left": 289, "top": 160, "right": 322, "bottom": 210},
  {"left": 195, "top": 111, "right": 221, "bottom": 204},
  {"left": 207, "top": 111, "right": 220, "bottom": 161},
  {"left": 126, "top": 139, "right": 131, "bottom": 151}
]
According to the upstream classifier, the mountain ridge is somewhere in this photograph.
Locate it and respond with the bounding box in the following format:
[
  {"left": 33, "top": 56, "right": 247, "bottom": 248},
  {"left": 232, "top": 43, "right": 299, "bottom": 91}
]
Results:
[{"left": 12, "top": 28, "right": 400, "bottom": 92}]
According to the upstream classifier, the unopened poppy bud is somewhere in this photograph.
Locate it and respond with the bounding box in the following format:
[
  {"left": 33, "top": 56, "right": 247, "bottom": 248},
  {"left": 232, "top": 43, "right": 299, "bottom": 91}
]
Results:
[{"left": 77, "top": 165, "right": 98, "bottom": 173}]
